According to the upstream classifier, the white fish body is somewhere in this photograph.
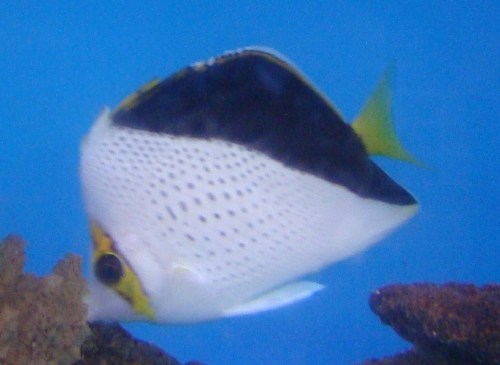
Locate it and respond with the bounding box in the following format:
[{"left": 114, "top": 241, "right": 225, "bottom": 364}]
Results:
[{"left": 81, "top": 48, "right": 419, "bottom": 324}]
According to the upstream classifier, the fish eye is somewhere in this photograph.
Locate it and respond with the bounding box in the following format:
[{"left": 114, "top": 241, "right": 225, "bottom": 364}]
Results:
[{"left": 95, "top": 253, "right": 123, "bottom": 285}]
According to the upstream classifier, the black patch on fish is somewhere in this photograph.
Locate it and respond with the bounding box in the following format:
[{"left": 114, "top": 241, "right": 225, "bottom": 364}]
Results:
[{"left": 112, "top": 49, "right": 416, "bottom": 206}]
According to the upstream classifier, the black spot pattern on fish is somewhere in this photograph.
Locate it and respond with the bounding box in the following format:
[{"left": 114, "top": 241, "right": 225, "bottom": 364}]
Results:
[{"left": 112, "top": 49, "right": 416, "bottom": 206}]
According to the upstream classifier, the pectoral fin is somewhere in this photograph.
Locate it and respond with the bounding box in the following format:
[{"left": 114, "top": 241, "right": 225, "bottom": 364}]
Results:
[{"left": 224, "top": 281, "right": 325, "bottom": 317}]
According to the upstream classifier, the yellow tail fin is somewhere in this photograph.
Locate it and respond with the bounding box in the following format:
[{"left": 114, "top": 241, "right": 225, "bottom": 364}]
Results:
[{"left": 351, "top": 66, "right": 425, "bottom": 167}]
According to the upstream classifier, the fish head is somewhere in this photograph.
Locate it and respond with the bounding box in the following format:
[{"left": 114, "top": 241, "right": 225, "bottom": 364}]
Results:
[{"left": 81, "top": 110, "right": 232, "bottom": 323}]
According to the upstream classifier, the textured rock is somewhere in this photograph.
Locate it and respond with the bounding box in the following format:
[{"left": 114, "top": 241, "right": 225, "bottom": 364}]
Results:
[
  {"left": 360, "top": 348, "right": 464, "bottom": 365},
  {"left": 0, "top": 234, "right": 90, "bottom": 365},
  {"left": 78, "top": 321, "right": 187, "bottom": 365},
  {"left": 364, "top": 282, "right": 500, "bottom": 365}
]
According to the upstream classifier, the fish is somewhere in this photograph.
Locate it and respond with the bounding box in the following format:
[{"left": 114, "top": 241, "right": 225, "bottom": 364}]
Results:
[{"left": 80, "top": 47, "right": 421, "bottom": 324}]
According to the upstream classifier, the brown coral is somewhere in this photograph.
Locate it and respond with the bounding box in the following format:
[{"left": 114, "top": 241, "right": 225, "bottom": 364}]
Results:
[
  {"left": 364, "top": 282, "right": 500, "bottom": 365},
  {"left": 77, "top": 321, "right": 184, "bottom": 365},
  {"left": 0, "top": 234, "right": 90, "bottom": 365}
]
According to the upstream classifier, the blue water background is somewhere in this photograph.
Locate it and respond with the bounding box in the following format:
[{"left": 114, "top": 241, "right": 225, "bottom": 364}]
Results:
[{"left": 1, "top": 2, "right": 499, "bottom": 364}]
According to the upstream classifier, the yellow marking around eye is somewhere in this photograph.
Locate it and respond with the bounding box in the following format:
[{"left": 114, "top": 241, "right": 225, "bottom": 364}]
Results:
[
  {"left": 111, "top": 258, "right": 155, "bottom": 319},
  {"left": 91, "top": 221, "right": 113, "bottom": 259},
  {"left": 90, "top": 221, "right": 155, "bottom": 320}
]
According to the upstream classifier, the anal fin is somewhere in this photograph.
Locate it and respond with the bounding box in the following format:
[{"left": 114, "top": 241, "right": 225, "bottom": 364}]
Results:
[{"left": 224, "top": 281, "right": 325, "bottom": 317}]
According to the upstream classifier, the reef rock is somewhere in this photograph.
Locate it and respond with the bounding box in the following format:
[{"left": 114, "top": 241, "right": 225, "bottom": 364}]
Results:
[
  {"left": 77, "top": 321, "right": 184, "bottom": 365},
  {"left": 364, "top": 282, "right": 500, "bottom": 365},
  {"left": 77, "top": 321, "right": 207, "bottom": 365},
  {"left": 0, "top": 234, "right": 90, "bottom": 365}
]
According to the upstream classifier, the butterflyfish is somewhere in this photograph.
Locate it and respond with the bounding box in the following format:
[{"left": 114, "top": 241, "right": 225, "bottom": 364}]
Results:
[{"left": 80, "top": 47, "right": 421, "bottom": 324}]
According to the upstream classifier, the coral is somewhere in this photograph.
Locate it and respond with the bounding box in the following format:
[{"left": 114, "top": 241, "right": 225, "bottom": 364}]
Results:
[
  {"left": 360, "top": 348, "right": 463, "bottom": 365},
  {"left": 0, "top": 234, "right": 90, "bottom": 365},
  {"left": 363, "top": 282, "right": 500, "bottom": 365},
  {"left": 77, "top": 321, "right": 203, "bottom": 365},
  {"left": 360, "top": 348, "right": 458, "bottom": 365}
]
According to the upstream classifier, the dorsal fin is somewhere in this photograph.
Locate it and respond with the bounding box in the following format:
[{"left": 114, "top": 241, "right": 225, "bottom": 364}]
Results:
[{"left": 114, "top": 78, "right": 161, "bottom": 113}]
